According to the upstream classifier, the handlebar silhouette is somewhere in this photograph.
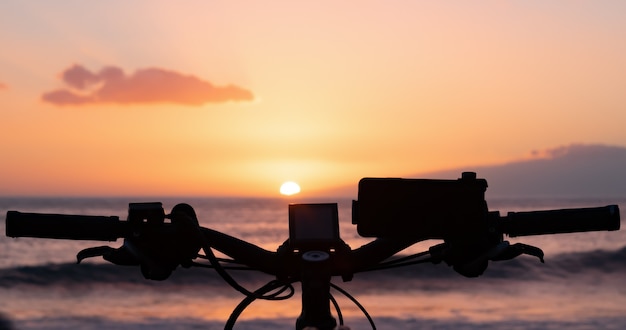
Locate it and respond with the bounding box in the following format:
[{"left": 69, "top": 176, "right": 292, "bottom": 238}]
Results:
[
  {"left": 3, "top": 173, "right": 622, "bottom": 330},
  {"left": 6, "top": 205, "right": 620, "bottom": 241}
]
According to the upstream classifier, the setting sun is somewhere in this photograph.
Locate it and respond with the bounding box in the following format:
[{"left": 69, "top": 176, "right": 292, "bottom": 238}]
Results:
[{"left": 280, "top": 181, "right": 301, "bottom": 196}]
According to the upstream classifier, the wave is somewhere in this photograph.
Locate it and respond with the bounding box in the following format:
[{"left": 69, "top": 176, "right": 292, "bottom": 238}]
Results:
[
  {"left": 9, "top": 315, "right": 626, "bottom": 330},
  {"left": 1, "top": 246, "right": 625, "bottom": 289}
]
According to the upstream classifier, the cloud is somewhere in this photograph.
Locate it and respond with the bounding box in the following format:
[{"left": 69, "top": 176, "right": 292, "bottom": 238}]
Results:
[
  {"left": 0, "top": 82, "right": 7, "bottom": 90},
  {"left": 42, "top": 64, "right": 254, "bottom": 106}
]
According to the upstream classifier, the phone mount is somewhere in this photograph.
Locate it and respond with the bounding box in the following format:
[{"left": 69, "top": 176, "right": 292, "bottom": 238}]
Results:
[
  {"left": 353, "top": 172, "right": 489, "bottom": 239},
  {"left": 352, "top": 172, "right": 525, "bottom": 277}
]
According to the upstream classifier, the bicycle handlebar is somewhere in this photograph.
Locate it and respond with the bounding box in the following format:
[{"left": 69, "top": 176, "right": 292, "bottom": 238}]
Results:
[
  {"left": 4, "top": 210, "right": 419, "bottom": 277},
  {"left": 6, "top": 204, "right": 620, "bottom": 279},
  {"left": 7, "top": 205, "right": 620, "bottom": 243},
  {"left": 3, "top": 181, "right": 622, "bottom": 330}
]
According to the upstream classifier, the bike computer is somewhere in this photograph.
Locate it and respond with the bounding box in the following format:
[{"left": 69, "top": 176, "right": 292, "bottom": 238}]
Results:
[{"left": 288, "top": 203, "right": 340, "bottom": 251}]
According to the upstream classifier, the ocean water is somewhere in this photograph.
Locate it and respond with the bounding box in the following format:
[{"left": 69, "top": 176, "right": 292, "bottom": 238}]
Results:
[{"left": 1, "top": 197, "right": 625, "bottom": 329}]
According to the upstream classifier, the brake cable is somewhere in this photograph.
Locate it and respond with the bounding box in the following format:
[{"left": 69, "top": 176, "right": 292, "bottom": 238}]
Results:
[
  {"left": 329, "top": 293, "right": 344, "bottom": 326},
  {"left": 362, "top": 250, "right": 433, "bottom": 271},
  {"left": 225, "top": 279, "right": 298, "bottom": 329},
  {"left": 331, "top": 282, "right": 376, "bottom": 329},
  {"left": 172, "top": 206, "right": 294, "bottom": 301}
]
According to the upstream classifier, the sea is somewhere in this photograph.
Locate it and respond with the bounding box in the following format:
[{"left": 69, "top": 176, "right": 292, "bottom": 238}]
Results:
[{"left": 1, "top": 197, "right": 625, "bottom": 330}]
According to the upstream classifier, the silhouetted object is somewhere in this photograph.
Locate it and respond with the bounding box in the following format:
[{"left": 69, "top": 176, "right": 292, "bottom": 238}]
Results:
[{"left": 4, "top": 172, "right": 621, "bottom": 330}]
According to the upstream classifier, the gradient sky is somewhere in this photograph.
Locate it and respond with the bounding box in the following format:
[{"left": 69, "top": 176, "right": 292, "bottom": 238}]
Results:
[{"left": 1, "top": 1, "right": 625, "bottom": 197}]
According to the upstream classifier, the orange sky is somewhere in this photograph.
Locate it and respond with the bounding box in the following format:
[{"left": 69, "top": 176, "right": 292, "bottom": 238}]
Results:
[{"left": 1, "top": 1, "right": 625, "bottom": 197}]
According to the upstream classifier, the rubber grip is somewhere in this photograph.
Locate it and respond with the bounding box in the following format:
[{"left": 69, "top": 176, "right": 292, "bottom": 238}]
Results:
[
  {"left": 6, "top": 211, "right": 122, "bottom": 241},
  {"left": 502, "top": 205, "right": 620, "bottom": 237}
]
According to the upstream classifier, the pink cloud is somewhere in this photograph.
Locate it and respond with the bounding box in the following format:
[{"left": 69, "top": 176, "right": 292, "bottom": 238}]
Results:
[
  {"left": 42, "top": 64, "right": 254, "bottom": 106},
  {"left": 0, "top": 82, "right": 7, "bottom": 90}
]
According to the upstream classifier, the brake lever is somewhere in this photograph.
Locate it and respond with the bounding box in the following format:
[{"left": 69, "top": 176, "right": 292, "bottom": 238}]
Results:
[
  {"left": 429, "top": 240, "right": 545, "bottom": 278},
  {"left": 76, "top": 240, "right": 184, "bottom": 280},
  {"left": 77, "top": 203, "right": 204, "bottom": 281},
  {"left": 491, "top": 242, "right": 545, "bottom": 263},
  {"left": 76, "top": 245, "right": 140, "bottom": 265},
  {"left": 461, "top": 241, "right": 546, "bottom": 276}
]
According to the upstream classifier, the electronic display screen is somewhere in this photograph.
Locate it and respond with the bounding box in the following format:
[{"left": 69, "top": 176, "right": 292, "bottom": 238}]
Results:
[{"left": 289, "top": 203, "right": 339, "bottom": 249}]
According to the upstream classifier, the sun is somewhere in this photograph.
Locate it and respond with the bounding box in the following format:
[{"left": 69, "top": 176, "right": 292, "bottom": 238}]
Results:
[{"left": 280, "top": 181, "right": 301, "bottom": 196}]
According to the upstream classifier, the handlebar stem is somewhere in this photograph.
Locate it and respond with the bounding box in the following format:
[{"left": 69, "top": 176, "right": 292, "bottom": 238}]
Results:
[{"left": 296, "top": 251, "right": 337, "bottom": 330}]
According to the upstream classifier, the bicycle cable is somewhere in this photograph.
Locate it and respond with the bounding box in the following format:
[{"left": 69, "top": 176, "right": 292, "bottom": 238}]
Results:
[
  {"left": 225, "top": 279, "right": 297, "bottom": 329},
  {"left": 330, "top": 282, "right": 376, "bottom": 329},
  {"left": 362, "top": 250, "right": 432, "bottom": 272},
  {"left": 329, "top": 292, "right": 344, "bottom": 326},
  {"left": 192, "top": 253, "right": 254, "bottom": 270},
  {"left": 174, "top": 208, "right": 287, "bottom": 301},
  {"left": 189, "top": 260, "right": 253, "bottom": 271}
]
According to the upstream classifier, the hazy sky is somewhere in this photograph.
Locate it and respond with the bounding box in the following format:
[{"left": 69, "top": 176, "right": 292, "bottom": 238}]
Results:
[{"left": 1, "top": 1, "right": 625, "bottom": 197}]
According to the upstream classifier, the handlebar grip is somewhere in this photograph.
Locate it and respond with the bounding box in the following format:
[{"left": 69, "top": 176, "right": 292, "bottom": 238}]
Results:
[
  {"left": 6, "top": 211, "right": 123, "bottom": 241},
  {"left": 501, "top": 205, "right": 620, "bottom": 237}
]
